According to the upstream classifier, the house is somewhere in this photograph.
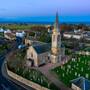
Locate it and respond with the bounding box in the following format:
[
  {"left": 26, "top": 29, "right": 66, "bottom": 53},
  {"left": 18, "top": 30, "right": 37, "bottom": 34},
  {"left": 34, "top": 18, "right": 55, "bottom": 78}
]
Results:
[
  {"left": 71, "top": 77, "right": 90, "bottom": 90},
  {"left": 63, "top": 32, "right": 73, "bottom": 38},
  {"left": 16, "top": 31, "right": 26, "bottom": 38},
  {"left": 0, "top": 28, "right": 4, "bottom": 33},
  {"left": 73, "top": 33, "right": 83, "bottom": 40},
  {"left": 63, "top": 32, "right": 83, "bottom": 39},
  {"left": 4, "top": 32, "right": 16, "bottom": 40}
]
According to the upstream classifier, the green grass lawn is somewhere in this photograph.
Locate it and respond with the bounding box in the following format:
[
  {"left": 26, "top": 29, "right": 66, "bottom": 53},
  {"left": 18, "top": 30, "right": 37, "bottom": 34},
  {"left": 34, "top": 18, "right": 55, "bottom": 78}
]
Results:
[{"left": 52, "top": 54, "right": 90, "bottom": 86}]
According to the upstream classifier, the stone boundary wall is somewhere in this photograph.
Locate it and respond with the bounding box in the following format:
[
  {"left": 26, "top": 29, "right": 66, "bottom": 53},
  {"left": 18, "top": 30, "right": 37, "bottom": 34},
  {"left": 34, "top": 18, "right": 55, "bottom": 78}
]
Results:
[{"left": 7, "top": 69, "right": 49, "bottom": 90}]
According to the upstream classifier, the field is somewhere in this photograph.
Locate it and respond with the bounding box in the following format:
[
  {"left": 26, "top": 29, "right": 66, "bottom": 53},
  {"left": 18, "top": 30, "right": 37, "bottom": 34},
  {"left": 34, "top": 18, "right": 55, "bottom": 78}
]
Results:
[{"left": 52, "top": 54, "right": 90, "bottom": 86}]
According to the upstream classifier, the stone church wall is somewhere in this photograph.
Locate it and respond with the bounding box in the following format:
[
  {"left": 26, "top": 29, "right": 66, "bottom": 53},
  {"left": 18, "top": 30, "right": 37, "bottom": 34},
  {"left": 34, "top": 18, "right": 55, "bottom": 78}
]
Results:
[
  {"left": 27, "top": 46, "right": 38, "bottom": 66},
  {"left": 38, "top": 52, "right": 49, "bottom": 66}
]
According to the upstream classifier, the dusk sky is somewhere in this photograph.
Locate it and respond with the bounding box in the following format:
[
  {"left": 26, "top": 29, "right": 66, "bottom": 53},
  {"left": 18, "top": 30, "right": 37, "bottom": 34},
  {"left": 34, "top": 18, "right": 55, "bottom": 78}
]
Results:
[{"left": 0, "top": 0, "right": 90, "bottom": 22}]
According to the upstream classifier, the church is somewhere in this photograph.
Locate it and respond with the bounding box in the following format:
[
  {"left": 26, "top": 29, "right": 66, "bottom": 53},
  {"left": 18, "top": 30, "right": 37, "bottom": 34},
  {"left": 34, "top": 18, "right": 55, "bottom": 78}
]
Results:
[{"left": 26, "top": 13, "right": 65, "bottom": 67}]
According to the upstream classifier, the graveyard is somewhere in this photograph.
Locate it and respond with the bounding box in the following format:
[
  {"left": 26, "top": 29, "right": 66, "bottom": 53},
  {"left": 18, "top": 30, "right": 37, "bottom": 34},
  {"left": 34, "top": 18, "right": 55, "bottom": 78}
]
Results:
[
  {"left": 7, "top": 49, "right": 58, "bottom": 90},
  {"left": 52, "top": 54, "right": 90, "bottom": 86}
]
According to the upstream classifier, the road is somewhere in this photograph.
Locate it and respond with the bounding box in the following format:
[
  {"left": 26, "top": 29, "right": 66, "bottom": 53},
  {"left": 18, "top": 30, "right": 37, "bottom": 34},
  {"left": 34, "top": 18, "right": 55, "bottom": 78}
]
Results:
[
  {"left": 0, "top": 38, "right": 33, "bottom": 90},
  {"left": 0, "top": 52, "right": 27, "bottom": 90}
]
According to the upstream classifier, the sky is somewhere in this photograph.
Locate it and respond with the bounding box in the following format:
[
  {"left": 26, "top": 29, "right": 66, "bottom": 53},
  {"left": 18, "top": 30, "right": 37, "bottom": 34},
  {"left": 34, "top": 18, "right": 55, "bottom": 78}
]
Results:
[{"left": 0, "top": 0, "right": 90, "bottom": 22}]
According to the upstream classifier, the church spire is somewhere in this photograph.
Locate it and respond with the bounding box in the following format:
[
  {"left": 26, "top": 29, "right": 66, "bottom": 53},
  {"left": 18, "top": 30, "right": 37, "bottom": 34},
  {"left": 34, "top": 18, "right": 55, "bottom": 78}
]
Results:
[
  {"left": 56, "top": 11, "right": 59, "bottom": 27},
  {"left": 54, "top": 12, "right": 59, "bottom": 32},
  {"left": 51, "top": 11, "right": 62, "bottom": 64}
]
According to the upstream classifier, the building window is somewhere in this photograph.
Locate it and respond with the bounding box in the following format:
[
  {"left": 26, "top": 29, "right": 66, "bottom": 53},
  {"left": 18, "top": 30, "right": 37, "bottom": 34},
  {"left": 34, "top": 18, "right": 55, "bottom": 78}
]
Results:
[{"left": 31, "top": 53, "right": 33, "bottom": 58}]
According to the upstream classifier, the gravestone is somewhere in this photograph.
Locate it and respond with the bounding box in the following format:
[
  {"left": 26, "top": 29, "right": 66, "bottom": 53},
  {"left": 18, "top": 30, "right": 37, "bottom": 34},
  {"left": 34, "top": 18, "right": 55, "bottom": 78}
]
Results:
[
  {"left": 78, "top": 74, "right": 80, "bottom": 77},
  {"left": 75, "top": 72, "right": 77, "bottom": 76},
  {"left": 86, "top": 74, "right": 89, "bottom": 78}
]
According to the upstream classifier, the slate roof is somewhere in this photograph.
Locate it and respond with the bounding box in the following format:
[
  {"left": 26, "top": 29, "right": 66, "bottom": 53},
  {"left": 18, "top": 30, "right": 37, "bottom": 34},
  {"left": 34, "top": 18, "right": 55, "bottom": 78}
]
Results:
[
  {"left": 71, "top": 77, "right": 90, "bottom": 90},
  {"left": 5, "top": 32, "right": 15, "bottom": 38},
  {"left": 32, "top": 41, "right": 45, "bottom": 46},
  {"left": 33, "top": 43, "right": 51, "bottom": 54},
  {"left": 32, "top": 42, "right": 64, "bottom": 54}
]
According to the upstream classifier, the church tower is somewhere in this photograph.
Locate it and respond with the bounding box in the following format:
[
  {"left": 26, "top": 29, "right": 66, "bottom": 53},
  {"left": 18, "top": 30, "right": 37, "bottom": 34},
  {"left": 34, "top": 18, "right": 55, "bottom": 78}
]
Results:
[{"left": 51, "top": 12, "right": 61, "bottom": 63}]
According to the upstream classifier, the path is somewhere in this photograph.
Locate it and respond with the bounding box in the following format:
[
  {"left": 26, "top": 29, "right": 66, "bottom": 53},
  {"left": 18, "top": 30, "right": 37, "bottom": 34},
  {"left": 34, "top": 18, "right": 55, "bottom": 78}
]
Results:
[{"left": 38, "top": 56, "right": 72, "bottom": 90}]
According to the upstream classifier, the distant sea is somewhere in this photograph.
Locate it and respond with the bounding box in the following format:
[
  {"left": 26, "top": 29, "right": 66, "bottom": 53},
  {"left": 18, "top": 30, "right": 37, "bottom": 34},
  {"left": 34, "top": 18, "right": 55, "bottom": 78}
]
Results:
[
  {"left": 0, "top": 19, "right": 90, "bottom": 25},
  {"left": 0, "top": 16, "right": 90, "bottom": 25},
  {"left": 0, "top": 21, "right": 90, "bottom": 25}
]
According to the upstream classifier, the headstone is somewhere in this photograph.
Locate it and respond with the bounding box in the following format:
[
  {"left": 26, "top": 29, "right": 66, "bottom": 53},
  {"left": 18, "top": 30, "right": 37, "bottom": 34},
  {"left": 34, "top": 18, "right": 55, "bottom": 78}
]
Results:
[
  {"left": 68, "top": 65, "right": 71, "bottom": 69},
  {"left": 57, "top": 70, "right": 59, "bottom": 73},
  {"left": 75, "top": 72, "right": 77, "bottom": 76},
  {"left": 70, "top": 70, "right": 71, "bottom": 74},
  {"left": 72, "top": 58, "right": 74, "bottom": 61},
  {"left": 61, "top": 66, "right": 63, "bottom": 69},
  {"left": 72, "top": 68, "right": 73, "bottom": 71},
  {"left": 85, "top": 61, "right": 87, "bottom": 65},
  {"left": 78, "top": 74, "right": 80, "bottom": 77},
  {"left": 86, "top": 74, "right": 89, "bottom": 78},
  {"left": 74, "top": 65, "right": 75, "bottom": 68},
  {"left": 77, "top": 63, "right": 79, "bottom": 67},
  {"left": 67, "top": 68, "right": 69, "bottom": 72},
  {"left": 81, "top": 67, "right": 83, "bottom": 72},
  {"left": 63, "top": 73, "right": 65, "bottom": 77}
]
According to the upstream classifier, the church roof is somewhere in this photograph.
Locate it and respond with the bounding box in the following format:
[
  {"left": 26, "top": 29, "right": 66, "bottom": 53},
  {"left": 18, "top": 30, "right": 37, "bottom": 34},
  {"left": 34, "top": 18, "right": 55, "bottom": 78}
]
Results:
[
  {"left": 33, "top": 43, "right": 51, "bottom": 54},
  {"left": 71, "top": 77, "right": 90, "bottom": 90},
  {"left": 33, "top": 43, "right": 64, "bottom": 54}
]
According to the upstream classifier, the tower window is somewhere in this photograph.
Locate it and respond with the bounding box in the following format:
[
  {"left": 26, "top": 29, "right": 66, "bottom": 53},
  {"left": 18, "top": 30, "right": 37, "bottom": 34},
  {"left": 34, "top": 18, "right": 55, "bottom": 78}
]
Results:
[
  {"left": 53, "top": 35, "right": 55, "bottom": 42},
  {"left": 31, "top": 53, "right": 33, "bottom": 58},
  {"left": 57, "top": 35, "right": 60, "bottom": 41}
]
